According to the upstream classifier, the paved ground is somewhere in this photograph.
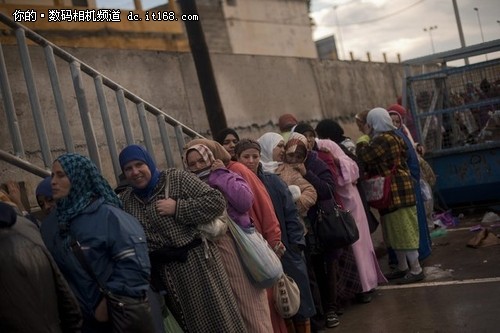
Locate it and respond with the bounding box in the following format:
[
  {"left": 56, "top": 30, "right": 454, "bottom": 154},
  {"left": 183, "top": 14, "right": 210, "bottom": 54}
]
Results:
[{"left": 327, "top": 209, "right": 500, "bottom": 333}]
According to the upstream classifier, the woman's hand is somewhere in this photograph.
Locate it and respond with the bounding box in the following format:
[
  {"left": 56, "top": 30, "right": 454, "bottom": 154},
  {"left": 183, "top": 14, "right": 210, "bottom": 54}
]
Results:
[
  {"left": 273, "top": 241, "right": 286, "bottom": 258},
  {"left": 211, "top": 159, "right": 225, "bottom": 171},
  {"left": 6, "top": 181, "right": 26, "bottom": 212},
  {"left": 94, "top": 298, "right": 108, "bottom": 322},
  {"left": 156, "top": 198, "right": 177, "bottom": 216}
]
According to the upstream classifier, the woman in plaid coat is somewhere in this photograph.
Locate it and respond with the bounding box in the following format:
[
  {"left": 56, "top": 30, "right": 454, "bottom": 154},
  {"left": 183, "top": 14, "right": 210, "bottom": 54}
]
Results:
[
  {"left": 356, "top": 108, "right": 425, "bottom": 285},
  {"left": 119, "top": 145, "right": 246, "bottom": 333}
]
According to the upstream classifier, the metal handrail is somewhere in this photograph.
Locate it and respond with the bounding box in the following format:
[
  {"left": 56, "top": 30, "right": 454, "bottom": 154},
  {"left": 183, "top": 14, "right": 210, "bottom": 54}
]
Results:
[{"left": 0, "top": 12, "right": 204, "bottom": 183}]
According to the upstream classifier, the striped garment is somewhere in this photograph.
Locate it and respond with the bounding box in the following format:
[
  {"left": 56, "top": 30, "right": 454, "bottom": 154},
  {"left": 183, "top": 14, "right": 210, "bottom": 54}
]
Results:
[{"left": 215, "top": 231, "right": 273, "bottom": 332}]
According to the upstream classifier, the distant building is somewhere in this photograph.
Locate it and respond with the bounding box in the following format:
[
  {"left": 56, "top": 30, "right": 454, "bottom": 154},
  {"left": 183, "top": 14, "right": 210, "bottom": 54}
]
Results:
[
  {"left": 315, "top": 35, "right": 338, "bottom": 60},
  {"left": 194, "top": 0, "right": 318, "bottom": 58},
  {"left": 1, "top": 0, "right": 317, "bottom": 58}
]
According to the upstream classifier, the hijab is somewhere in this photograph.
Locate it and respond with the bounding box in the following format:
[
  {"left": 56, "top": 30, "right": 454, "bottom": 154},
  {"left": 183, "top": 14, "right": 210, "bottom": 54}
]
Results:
[
  {"left": 257, "top": 132, "right": 284, "bottom": 173},
  {"left": 184, "top": 144, "right": 216, "bottom": 181},
  {"left": 185, "top": 139, "right": 232, "bottom": 165},
  {"left": 388, "top": 110, "right": 416, "bottom": 147},
  {"left": 234, "top": 139, "right": 261, "bottom": 157},
  {"left": 278, "top": 113, "right": 298, "bottom": 132},
  {"left": 35, "top": 176, "right": 52, "bottom": 206},
  {"left": 55, "top": 153, "right": 121, "bottom": 246},
  {"left": 315, "top": 119, "right": 346, "bottom": 144},
  {"left": 293, "top": 122, "right": 315, "bottom": 136},
  {"left": 0, "top": 202, "right": 17, "bottom": 228},
  {"left": 366, "top": 107, "right": 396, "bottom": 137},
  {"left": 118, "top": 145, "right": 161, "bottom": 199},
  {"left": 286, "top": 132, "right": 308, "bottom": 152},
  {"left": 214, "top": 128, "right": 240, "bottom": 145}
]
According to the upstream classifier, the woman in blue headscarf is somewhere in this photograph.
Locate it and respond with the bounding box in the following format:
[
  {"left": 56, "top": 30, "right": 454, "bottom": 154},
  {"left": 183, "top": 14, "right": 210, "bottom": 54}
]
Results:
[
  {"left": 36, "top": 176, "right": 55, "bottom": 216},
  {"left": 40, "top": 153, "right": 153, "bottom": 333},
  {"left": 118, "top": 144, "right": 246, "bottom": 333}
]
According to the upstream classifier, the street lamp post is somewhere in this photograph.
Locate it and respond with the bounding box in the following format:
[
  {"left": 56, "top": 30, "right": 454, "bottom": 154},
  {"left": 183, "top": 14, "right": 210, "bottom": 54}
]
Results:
[
  {"left": 423, "top": 25, "right": 438, "bottom": 54},
  {"left": 474, "top": 7, "right": 487, "bottom": 60}
]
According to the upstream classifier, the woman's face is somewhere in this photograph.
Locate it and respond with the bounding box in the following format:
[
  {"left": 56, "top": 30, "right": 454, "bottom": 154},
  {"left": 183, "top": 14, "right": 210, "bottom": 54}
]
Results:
[
  {"left": 390, "top": 114, "right": 402, "bottom": 129},
  {"left": 355, "top": 116, "right": 365, "bottom": 133},
  {"left": 51, "top": 161, "right": 71, "bottom": 200},
  {"left": 122, "top": 160, "right": 152, "bottom": 189},
  {"left": 303, "top": 131, "right": 316, "bottom": 151},
  {"left": 37, "top": 195, "right": 55, "bottom": 214},
  {"left": 285, "top": 148, "right": 306, "bottom": 164},
  {"left": 272, "top": 140, "right": 285, "bottom": 162},
  {"left": 222, "top": 134, "right": 239, "bottom": 158},
  {"left": 186, "top": 150, "right": 210, "bottom": 172},
  {"left": 237, "top": 148, "right": 260, "bottom": 174}
]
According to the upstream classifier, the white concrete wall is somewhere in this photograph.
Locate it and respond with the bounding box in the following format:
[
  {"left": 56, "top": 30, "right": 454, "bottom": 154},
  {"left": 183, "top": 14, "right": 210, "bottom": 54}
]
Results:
[
  {"left": 1, "top": 45, "right": 412, "bottom": 207},
  {"left": 222, "top": 0, "right": 317, "bottom": 58}
]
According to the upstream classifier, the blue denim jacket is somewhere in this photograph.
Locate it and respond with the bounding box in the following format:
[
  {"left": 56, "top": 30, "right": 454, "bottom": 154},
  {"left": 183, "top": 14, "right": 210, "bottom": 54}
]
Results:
[{"left": 41, "top": 197, "right": 151, "bottom": 319}]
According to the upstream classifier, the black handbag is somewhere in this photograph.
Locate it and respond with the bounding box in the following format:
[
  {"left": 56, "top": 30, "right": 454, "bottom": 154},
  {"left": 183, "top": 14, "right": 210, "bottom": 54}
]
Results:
[
  {"left": 71, "top": 240, "right": 155, "bottom": 333},
  {"left": 314, "top": 188, "right": 359, "bottom": 249}
]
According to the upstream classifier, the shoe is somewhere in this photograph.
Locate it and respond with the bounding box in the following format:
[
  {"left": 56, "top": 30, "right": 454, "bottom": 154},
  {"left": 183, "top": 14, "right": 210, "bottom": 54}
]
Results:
[
  {"left": 355, "top": 292, "right": 372, "bottom": 304},
  {"left": 396, "top": 271, "right": 425, "bottom": 285},
  {"left": 384, "top": 269, "right": 409, "bottom": 280},
  {"left": 326, "top": 311, "right": 340, "bottom": 328}
]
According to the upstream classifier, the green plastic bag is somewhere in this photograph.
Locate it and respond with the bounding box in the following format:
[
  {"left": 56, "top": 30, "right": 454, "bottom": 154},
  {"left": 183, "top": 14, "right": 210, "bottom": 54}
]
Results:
[{"left": 163, "top": 306, "right": 183, "bottom": 333}]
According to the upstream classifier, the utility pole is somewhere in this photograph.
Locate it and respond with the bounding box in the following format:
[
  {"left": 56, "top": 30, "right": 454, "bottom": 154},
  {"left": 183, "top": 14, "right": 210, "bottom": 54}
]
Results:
[
  {"left": 452, "top": 0, "right": 469, "bottom": 64},
  {"left": 178, "top": 0, "right": 227, "bottom": 136}
]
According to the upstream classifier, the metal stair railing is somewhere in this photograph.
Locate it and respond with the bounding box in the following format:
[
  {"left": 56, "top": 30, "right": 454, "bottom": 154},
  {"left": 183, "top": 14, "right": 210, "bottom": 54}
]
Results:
[{"left": 0, "top": 12, "right": 203, "bottom": 184}]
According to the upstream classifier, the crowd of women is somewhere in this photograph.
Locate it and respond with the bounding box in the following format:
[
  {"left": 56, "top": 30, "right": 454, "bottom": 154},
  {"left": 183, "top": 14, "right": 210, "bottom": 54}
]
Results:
[{"left": 0, "top": 105, "right": 435, "bottom": 333}]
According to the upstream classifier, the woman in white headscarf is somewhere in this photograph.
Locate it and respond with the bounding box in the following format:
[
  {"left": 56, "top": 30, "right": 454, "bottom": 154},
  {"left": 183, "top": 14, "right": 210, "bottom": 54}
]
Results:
[
  {"left": 356, "top": 108, "right": 425, "bottom": 285},
  {"left": 257, "top": 132, "right": 317, "bottom": 219},
  {"left": 257, "top": 132, "right": 285, "bottom": 173}
]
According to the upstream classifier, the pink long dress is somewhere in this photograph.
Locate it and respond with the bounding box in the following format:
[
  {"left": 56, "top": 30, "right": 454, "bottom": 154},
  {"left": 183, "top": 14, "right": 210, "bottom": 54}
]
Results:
[{"left": 316, "top": 139, "right": 387, "bottom": 292}]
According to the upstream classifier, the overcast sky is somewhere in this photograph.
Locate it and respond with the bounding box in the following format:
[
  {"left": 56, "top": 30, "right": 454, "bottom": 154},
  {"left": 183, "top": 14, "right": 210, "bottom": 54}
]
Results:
[{"left": 310, "top": 0, "right": 500, "bottom": 63}]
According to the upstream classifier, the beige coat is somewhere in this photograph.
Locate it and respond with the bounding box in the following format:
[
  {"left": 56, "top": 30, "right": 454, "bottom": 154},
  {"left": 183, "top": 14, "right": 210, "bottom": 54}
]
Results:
[{"left": 276, "top": 164, "right": 317, "bottom": 216}]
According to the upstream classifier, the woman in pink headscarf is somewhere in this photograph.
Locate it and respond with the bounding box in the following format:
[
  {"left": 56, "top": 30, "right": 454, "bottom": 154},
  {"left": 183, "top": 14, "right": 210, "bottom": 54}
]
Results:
[{"left": 315, "top": 138, "right": 387, "bottom": 299}]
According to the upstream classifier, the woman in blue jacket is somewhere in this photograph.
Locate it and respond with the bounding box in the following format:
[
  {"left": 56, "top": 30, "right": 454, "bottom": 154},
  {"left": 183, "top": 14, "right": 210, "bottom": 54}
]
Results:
[{"left": 41, "top": 153, "right": 153, "bottom": 333}]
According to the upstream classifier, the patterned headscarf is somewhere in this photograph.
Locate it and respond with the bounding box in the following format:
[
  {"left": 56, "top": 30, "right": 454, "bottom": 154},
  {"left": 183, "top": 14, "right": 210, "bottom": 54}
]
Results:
[
  {"left": 55, "top": 153, "right": 121, "bottom": 246},
  {"left": 367, "top": 107, "right": 396, "bottom": 137},
  {"left": 119, "top": 145, "right": 161, "bottom": 199},
  {"left": 184, "top": 144, "right": 216, "bottom": 167},
  {"left": 286, "top": 132, "right": 308, "bottom": 154},
  {"left": 185, "top": 139, "right": 232, "bottom": 165},
  {"left": 234, "top": 139, "right": 261, "bottom": 157}
]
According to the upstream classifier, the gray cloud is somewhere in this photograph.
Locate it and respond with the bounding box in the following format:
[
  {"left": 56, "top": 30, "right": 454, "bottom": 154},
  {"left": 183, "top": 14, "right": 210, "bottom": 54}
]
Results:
[{"left": 311, "top": 0, "right": 500, "bottom": 63}]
